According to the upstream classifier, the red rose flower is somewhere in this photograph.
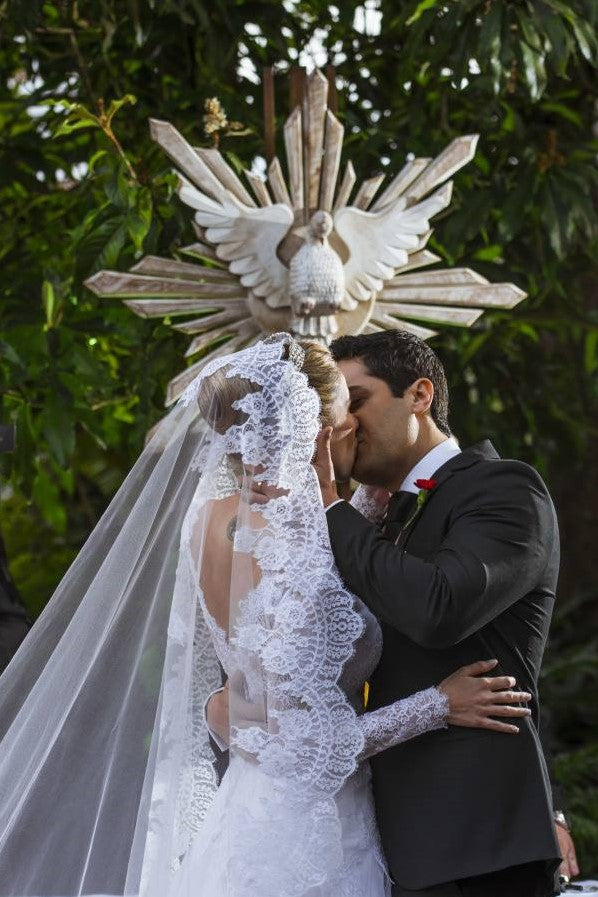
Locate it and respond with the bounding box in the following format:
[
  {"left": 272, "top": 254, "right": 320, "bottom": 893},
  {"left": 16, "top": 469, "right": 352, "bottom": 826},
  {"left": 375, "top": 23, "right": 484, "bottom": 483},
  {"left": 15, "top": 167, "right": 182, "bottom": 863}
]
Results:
[{"left": 414, "top": 478, "right": 437, "bottom": 491}]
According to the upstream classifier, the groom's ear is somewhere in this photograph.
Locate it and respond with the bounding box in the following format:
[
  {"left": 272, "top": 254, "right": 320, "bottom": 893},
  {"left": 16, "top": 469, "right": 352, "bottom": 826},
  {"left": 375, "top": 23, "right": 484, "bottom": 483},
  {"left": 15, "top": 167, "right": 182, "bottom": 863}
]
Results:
[{"left": 410, "top": 378, "right": 435, "bottom": 414}]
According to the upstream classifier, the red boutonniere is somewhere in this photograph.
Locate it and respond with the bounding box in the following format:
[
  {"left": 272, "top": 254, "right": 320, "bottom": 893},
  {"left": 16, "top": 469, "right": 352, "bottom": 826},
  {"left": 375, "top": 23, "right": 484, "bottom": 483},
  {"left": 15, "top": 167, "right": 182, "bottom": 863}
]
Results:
[
  {"left": 414, "top": 477, "right": 437, "bottom": 513},
  {"left": 415, "top": 478, "right": 437, "bottom": 492},
  {"left": 394, "top": 478, "right": 438, "bottom": 545}
]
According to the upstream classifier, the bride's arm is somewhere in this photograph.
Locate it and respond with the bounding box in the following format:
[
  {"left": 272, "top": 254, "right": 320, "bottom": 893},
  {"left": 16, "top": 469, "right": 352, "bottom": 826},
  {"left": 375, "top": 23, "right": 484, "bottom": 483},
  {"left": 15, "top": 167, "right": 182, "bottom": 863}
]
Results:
[
  {"left": 207, "top": 660, "right": 533, "bottom": 762},
  {"left": 357, "top": 660, "right": 533, "bottom": 762},
  {"left": 349, "top": 484, "right": 390, "bottom": 523}
]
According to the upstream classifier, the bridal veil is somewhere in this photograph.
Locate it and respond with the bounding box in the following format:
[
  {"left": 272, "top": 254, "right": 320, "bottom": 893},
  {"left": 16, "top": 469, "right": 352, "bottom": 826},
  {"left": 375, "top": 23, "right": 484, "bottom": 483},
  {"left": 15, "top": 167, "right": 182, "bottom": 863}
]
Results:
[{"left": 0, "top": 333, "right": 368, "bottom": 897}]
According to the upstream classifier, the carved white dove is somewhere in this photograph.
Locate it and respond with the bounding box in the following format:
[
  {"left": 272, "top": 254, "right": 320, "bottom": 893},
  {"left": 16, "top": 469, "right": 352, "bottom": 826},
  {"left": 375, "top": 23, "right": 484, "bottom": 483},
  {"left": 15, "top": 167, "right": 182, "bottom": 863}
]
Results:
[
  {"left": 177, "top": 174, "right": 452, "bottom": 342},
  {"left": 289, "top": 210, "right": 344, "bottom": 339}
]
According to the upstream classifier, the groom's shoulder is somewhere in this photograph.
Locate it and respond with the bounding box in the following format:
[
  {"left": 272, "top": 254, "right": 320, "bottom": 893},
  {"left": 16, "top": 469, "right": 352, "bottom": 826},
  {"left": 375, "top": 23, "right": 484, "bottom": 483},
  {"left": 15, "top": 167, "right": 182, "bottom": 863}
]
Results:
[{"left": 453, "top": 445, "right": 553, "bottom": 503}]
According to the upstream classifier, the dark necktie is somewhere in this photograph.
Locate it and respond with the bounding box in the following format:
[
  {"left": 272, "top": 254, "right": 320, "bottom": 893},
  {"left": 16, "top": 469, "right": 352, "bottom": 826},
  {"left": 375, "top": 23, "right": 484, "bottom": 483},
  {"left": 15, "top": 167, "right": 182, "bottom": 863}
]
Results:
[{"left": 382, "top": 490, "right": 418, "bottom": 541}]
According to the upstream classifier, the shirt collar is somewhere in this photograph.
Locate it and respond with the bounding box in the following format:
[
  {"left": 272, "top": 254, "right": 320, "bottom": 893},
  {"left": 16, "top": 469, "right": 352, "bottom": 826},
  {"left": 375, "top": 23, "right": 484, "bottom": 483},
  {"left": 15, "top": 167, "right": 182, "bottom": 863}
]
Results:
[{"left": 399, "top": 437, "right": 462, "bottom": 495}]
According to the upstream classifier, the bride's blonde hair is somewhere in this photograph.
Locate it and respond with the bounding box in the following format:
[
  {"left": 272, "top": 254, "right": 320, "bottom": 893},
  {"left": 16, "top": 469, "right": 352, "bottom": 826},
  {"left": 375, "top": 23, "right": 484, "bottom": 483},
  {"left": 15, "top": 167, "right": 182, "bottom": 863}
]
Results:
[{"left": 198, "top": 340, "right": 342, "bottom": 432}]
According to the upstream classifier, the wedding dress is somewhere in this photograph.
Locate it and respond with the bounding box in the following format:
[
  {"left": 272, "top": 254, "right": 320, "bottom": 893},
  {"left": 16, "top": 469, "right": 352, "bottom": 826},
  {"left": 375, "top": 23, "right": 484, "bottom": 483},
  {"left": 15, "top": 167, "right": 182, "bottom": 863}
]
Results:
[{"left": 0, "top": 333, "right": 447, "bottom": 897}]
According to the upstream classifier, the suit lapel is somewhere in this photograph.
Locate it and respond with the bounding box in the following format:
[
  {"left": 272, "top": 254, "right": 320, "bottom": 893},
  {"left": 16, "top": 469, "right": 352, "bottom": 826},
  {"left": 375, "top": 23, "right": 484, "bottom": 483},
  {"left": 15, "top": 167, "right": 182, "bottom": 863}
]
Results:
[{"left": 396, "top": 440, "right": 500, "bottom": 549}]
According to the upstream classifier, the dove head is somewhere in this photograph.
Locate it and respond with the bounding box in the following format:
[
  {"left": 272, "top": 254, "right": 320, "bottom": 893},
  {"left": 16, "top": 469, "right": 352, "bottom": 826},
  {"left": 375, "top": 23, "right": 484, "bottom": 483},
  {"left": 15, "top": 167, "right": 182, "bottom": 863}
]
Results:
[{"left": 308, "top": 210, "right": 333, "bottom": 241}]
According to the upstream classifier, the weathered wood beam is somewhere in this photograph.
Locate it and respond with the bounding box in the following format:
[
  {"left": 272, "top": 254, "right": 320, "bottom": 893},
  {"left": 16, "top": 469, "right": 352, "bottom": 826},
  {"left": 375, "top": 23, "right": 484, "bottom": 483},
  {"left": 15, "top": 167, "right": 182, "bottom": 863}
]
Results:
[
  {"left": 283, "top": 106, "right": 304, "bottom": 210},
  {"left": 185, "top": 317, "right": 255, "bottom": 357},
  {"left": 122, "top": 299, "right": 221, "bottom": 318},
  {"left": 405, "top": 134, "right": 479, "bottom": 204},
  {"left": 394, "top": 249, "right": 441, "bottom": 273},
  {"left": 386, "top": 267, "right": 488, "bottom": 287},
  {"left": 375, "top": 301, "right": 483, "bottom": 326},
  {"left": 352, "top": 173, "right": 385, "bottom": 210},
  {"left": 195, "top": 147, "right": 255, "bottom": 206},
  {"left": 267, "top": 156, "right": 292, "bottom": 206},
  {"left": 179, "top": 241, "right": 220, "bottom": 265},
  {"left": 369, "top": 310, "right": 438, "bottom": 340},
  {"left": 371, "top": 158, "right": 431, "bottom": 211},
  {"left": 243, "top": 169, "right": 272, "bottom": 207},
  {"left": 379, "top": 282, "right": 526, "bottom": 308},
  {"left": 303, "top": 69, "right": 328, "bottom": 212},
  {"left": 131, "top": 255, "right": 236, "bottom": 282},
  {"left": 172, "top": 303, "right": 249, "bottom": 333},
  {"left": 333, "top": 161, "right": 356, "bottom": 210},
  {"left": 319, "top": 111, "right": 344, "bottom": 212},
  {"left": 149, "top": 119, "right": 232, "bottom": 205},
  {"left": 85, "top": 270, "right": 244, "bottom": 299}
]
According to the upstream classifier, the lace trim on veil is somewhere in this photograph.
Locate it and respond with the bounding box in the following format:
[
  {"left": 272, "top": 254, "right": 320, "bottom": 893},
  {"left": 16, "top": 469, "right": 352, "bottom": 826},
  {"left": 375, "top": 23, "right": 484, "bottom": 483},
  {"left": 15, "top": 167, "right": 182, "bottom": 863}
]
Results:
[{"left": 138, "top": 335, "right": 370, "bottom": 897}]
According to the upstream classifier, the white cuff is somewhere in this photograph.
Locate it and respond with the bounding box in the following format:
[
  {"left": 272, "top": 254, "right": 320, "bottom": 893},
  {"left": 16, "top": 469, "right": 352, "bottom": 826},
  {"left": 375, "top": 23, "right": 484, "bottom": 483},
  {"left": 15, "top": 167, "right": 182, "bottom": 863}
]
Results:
[
  {"left": 325, "top": 498, "right": 346, "bottom": 512},
  {"left": 203, "top": 687, "right": 229, "bottom": 752}
]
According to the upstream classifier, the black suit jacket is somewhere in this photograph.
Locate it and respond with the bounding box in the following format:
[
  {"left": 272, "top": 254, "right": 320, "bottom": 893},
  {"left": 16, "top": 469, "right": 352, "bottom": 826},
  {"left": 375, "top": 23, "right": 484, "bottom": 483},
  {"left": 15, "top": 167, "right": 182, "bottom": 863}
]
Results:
[{"left": 327, "top": 440, "right": 561, "bottom": 890}]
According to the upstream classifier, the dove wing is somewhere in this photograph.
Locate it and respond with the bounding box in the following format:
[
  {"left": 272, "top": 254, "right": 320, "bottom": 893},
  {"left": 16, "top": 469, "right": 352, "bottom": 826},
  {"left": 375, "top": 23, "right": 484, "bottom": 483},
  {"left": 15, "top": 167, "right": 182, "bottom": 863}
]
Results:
[
  {"left": 178, "top": 176, "right": 294, "bottom": 308},
  {"left": 334, "top": 182, "right": 453, "bottom": 309}
]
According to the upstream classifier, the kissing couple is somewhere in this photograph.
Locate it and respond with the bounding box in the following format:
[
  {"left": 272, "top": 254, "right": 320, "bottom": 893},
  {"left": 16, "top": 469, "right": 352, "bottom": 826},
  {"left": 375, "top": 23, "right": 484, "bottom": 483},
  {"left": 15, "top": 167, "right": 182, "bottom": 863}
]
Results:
[{"left": 0, "top": 329, "right": 561, "bottom": 897}]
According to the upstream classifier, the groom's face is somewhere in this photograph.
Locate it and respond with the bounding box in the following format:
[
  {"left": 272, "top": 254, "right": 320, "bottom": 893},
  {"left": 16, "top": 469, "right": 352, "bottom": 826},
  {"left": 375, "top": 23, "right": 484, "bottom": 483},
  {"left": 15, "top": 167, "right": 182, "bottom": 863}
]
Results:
[{"left": 338, "top": 358, "right": 417, "bottom": 487}]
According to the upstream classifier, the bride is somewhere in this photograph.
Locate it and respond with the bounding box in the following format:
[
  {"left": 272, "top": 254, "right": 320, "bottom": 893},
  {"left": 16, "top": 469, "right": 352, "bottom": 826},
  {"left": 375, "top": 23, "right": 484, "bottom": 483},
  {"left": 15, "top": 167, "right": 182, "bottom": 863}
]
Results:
[{"left": 0, "top": 332, "right": 532, "bottom": 897}]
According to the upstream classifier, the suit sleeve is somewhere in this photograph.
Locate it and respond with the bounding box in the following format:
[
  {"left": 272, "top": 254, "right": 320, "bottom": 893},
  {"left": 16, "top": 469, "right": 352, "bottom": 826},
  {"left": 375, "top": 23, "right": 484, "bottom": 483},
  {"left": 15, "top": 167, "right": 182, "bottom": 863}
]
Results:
[{"left": 327, "top": 462, "right": 559, "bottom": 649}]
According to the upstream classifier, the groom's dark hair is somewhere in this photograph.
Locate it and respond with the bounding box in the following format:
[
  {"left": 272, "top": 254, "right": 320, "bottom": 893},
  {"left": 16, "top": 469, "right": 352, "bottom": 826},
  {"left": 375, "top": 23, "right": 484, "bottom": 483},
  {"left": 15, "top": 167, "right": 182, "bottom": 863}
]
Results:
[{"left": 330, "top": 330, "right": 451, "bottom": 436}]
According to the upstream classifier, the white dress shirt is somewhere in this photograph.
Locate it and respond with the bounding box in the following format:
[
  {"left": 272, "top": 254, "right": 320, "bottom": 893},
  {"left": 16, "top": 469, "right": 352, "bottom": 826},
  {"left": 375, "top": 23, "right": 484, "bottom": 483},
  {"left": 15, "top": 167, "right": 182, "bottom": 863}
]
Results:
[
  {"left": 398, "top": 436, "right": 461, "bottom": 494},
  {"left": 326, "top": 436, "right": 461, "bottom": 510}
]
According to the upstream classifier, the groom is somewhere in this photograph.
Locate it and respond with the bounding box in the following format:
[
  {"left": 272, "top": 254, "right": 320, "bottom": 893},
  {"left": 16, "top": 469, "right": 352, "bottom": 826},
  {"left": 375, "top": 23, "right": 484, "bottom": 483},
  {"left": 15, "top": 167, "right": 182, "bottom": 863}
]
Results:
[{"left": 316, "top": 329, "right": 562, "bottom": 897}]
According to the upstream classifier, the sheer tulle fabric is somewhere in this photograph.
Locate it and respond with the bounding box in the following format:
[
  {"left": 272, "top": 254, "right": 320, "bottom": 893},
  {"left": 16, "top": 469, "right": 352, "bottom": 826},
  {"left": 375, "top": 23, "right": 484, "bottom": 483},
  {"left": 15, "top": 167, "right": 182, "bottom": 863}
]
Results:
[{"left": 0, "top": 335, "right": 370, "bottom": 897}]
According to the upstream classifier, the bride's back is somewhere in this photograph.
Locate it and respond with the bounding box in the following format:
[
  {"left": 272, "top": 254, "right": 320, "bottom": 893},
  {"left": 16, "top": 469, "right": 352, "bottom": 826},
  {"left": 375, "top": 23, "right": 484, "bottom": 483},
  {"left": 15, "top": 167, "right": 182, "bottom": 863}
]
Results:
[
  {"left": 194, "top": 493, "right": 267, "bottom": 636},
  {"left": 191, "top": 339, "right": 344, "bottom": 637}
]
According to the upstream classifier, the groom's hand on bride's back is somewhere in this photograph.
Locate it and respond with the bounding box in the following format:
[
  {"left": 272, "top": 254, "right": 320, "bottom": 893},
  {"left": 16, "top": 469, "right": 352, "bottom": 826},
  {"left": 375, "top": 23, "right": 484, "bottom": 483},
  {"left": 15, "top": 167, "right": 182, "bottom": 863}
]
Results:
[{"left": 438, "top": 659, "right": 533, "bottom": 734}]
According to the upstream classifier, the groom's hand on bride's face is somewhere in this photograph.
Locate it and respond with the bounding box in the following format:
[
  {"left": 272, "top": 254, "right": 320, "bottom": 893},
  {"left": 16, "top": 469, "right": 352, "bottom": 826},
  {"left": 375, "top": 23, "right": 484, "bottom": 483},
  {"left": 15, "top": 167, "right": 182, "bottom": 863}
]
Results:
[{"left": 438, "top": 659, "right": 533, "bottom": 735}]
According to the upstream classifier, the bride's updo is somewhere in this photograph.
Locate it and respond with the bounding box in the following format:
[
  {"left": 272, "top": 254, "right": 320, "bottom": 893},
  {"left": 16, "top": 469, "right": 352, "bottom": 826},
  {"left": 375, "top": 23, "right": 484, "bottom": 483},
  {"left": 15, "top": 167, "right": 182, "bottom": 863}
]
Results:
[
  {"left": 296, "top": 340, "right": 343, "bottom": 427},
  {"left": 197, "top": 339, "right": 342, "bottom": 433}
]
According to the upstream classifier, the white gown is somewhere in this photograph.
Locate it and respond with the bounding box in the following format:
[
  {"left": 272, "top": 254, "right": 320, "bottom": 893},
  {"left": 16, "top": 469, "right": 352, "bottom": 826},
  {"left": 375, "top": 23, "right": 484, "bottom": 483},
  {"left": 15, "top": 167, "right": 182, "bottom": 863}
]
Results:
[{"left": 171, "top": 489, "right": 449, "bottom": 897}]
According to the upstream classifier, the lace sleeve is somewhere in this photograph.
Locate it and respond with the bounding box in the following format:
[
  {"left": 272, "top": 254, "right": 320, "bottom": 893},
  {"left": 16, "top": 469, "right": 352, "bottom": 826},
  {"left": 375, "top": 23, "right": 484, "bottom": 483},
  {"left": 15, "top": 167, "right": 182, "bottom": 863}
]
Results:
[
  {"left": 357, "top": 686, "right": 449, "bottom": 762},
  {"left": 350, "top": 484, "right": 390, "bottom": 523}
]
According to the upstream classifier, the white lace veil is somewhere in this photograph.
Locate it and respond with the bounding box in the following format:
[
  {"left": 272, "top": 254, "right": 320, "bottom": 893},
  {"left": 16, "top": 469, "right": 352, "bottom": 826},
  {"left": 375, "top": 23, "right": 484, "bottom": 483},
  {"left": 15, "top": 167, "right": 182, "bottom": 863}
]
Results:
[{"left": 0, "top": 333, "right": 367, "bottom": 897}]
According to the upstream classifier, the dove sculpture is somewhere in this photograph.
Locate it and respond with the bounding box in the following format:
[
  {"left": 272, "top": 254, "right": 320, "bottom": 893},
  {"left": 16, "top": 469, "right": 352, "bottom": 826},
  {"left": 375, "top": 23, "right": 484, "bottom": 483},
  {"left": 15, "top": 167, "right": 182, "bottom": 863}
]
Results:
[{"left": 85, "top": 69, "right": 526, "bottom": 405}]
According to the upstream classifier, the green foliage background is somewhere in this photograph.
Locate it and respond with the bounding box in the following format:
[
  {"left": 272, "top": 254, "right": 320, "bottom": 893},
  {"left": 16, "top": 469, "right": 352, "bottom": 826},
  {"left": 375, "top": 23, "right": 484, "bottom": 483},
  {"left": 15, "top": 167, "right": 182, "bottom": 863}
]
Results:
[{"left": 1, "top": 0, "right": 597, "bottom": 871}]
